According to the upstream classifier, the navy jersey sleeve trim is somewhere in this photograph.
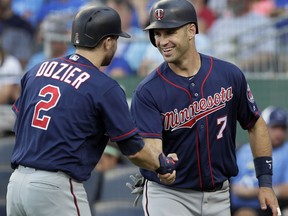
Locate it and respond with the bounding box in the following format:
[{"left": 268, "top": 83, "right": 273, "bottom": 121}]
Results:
[
  {"left": 243, "top": 113, "right": 260, "bottom": 130},
  {"left": 12, "top": 104, "right": 19, "bottom": 114},
  {"left": 139, "top": 132, "right": 162, "bottom": 139},
  {"left": 110, "top": 127, "right": 138, "bottom": 142}
]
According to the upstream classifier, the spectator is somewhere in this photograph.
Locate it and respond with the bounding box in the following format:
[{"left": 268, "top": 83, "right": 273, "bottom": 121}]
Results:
[
  {"left": 26, "top": 12, "right": 75, "bottom": 71},
  {"left": 208, "top": 0, "right": 228, "bottom": 18},
  {"left": 130, "top": 0, "right": 157, "bottom": 28},
  {"left": 271, "top": 1, "right": 288, "bottom": 73},
  {"left": 35, "top": 0, "right": 89, "bottom": 27},
  {"left": 208, "top": 0, "right": 277, "bottom": 73},
  {"left": 275, "top": 0, "right": 288, "bottom": 8},
  {"left": 251, "top": 0, "right": 275, "bottom": 16},
  {"left": 0, "top": 0, "right": 34, "bottom": 69},
  {"left": 231, "top": 106, "right": 288, "bottom": 216},
  {"left": 103, "top": 0, "right": 149, "bottom": 77},
  {"left": 0, "top": 43, "right": 22, "bottom": 136},
  {"left": 0, "top": 44, "right": 22, "bottom": 104},
  {"left": 189, "top": 0, "right": 216, "bottom": 33},
  {"left": 11, "top": 0, "right": 45, "bottom": 27}
]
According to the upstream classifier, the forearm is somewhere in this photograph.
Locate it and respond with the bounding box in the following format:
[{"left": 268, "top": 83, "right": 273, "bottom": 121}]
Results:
[
  {"left": 127, "top": 142, "right": 161, "bottom": 171},
  {"left": 248, "top": 116, "right": 272, "bottom": 157},
  {"left": 117, "top": 136, "right": 162, "bottom": 171}
]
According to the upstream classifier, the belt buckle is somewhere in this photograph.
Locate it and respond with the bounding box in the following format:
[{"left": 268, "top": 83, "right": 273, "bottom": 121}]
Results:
[{"left": 204, "top": 182, "right": 223, "bottom": 192}]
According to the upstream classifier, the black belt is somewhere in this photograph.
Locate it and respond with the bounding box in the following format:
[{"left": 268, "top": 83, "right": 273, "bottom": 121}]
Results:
[
  {"left": 201, "top": 182, "right": 224, "bottom": 192},
  {"left": 15, "top": 165, "right": 57, "bottom": 172}
]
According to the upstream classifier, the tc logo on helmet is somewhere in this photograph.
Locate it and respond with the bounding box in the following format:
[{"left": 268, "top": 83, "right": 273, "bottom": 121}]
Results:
[{"left": 154, "top": 9, "right": 164, "bottom": 20}]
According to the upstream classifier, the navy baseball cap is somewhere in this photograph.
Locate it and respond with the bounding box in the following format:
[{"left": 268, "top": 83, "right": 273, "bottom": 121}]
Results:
[{"left": 262, "top": 106, "right": 288, "bottom": 127}]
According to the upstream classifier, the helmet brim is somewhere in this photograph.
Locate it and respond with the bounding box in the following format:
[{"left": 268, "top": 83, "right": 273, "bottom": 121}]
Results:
[
  {"left": 144, "top": 21, "right": 187, "bottom": 31},
  {"left": 119, "top": 31, "right": 131, "bottom": 38}
]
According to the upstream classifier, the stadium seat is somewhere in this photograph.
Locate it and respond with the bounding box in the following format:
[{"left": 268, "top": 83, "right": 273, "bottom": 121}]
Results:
[
  {"left": 83, "top": 169, "right": 103, "bottom": 208},
  {"left": 92, "top": 166, "right": 143, "bottom": 216},
  {"left": 0, "top": 199, "right": 6, "bottom": 216},
  {"left": 98, "top": 166, "right": 140, "bottom": 202},
  {"left": 0, "top": 136, "right": 15, "bottom": 165},
  {"left": 0, "top": 165, "right": 13, "bottom": 216},
  {"left": 0, "top": 166, "right": 13, "bottom": 198}
]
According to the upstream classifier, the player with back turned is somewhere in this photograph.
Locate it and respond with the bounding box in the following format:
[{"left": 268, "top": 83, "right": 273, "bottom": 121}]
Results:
[
  {"left": 130, "top": 0, "right": 281, "bottom": 215},
  {"left": 6, "top": 5, "right": 177, "bottom": 216}
]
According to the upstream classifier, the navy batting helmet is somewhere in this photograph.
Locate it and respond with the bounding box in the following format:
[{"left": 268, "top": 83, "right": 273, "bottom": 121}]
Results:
[
  {"left": 145, "top": 0, "right": 199, "bottom": 47},
  {"left": 71, "top": 6, "right": 130, "bottom": 48}
]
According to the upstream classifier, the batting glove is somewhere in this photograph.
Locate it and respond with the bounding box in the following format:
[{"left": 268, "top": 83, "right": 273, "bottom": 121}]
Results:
[
  {"left": 126, "top": 173, "right": 145, "bottom": 207},
  {"left": 155, "top": 153, "right": 176, "bottom": 174}
]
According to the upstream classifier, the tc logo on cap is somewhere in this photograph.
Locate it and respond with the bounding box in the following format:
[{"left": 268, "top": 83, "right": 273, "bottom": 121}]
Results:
[{"left": 154, "top": 9, "right": 164, "bottom": 20}]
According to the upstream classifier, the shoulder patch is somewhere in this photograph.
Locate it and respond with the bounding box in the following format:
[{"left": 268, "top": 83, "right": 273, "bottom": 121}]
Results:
[{"left": 246, "top": 84, "right": 255, "bottom": 103}]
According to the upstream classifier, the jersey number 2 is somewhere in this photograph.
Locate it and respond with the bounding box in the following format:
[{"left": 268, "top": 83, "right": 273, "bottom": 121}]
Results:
[{"left": 32, "top": 85, "right": 61, "bottom": 130}]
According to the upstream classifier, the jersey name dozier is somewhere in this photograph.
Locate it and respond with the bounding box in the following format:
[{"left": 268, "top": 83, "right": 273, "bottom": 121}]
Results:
[{"left": 35, "top": 61, "right": 91, "bottom": 89}]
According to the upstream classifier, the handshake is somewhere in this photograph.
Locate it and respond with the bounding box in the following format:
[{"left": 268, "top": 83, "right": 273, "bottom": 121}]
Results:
[{"left": 126, "top": 153, "right": 178, "bottom": 206}]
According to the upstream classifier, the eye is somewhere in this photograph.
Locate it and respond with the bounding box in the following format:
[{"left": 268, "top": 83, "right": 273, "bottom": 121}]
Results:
[
  {"left": 167, "top": 29, "right": 177, "bottom": 35},
  {"left": 154, "top": 31, "right": 161, "bottom": 37}
]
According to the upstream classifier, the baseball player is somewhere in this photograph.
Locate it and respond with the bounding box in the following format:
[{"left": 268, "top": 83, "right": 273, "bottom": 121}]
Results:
[
  {"left": 130, "top": 0, "right": 281, "bottom": 216},
  {"left": 6, "top": 5, "right": 177, "bottom": 216}
]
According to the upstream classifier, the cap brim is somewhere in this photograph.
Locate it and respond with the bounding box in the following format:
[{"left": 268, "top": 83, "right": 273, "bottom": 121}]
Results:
[
  {"left": 119, "top": 31, "right": 131, "bottom": 38},
  {"left": 144, "top": 21, "right": 185, "bottom": 31}
]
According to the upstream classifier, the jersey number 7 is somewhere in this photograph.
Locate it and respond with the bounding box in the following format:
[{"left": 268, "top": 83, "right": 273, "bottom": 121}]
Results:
[{"left": 31, "top": 84, "right": 61, "bottom": 130}]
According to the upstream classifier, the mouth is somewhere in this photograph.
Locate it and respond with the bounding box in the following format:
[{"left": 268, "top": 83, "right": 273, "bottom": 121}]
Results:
[{"left": 161, "top": 47, "right": 174, "bottom": 57}]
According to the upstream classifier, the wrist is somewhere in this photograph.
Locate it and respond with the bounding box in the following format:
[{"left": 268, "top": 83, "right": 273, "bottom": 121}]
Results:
[
  {"left": 253, "top": 156, "right": 273, "bottom": 177},
  {"left": 254, "top": 156, "right": 273, "bottom": 188},
  {"left": 258, "top": 174, "right": 272, "bottom": 188},
  {"left": 155, "top": 153, "right": 176, "bottom": 174}
]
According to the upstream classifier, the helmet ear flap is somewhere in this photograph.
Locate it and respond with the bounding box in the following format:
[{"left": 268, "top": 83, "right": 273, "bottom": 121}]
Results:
[{"left": 149, "top": 30, "right": 156, "bottom": 47}]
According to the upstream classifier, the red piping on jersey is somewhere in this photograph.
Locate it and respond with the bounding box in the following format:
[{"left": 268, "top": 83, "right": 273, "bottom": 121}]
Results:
[
  {"left": 201, "top": 56, "right": 215, "bottom": 187},
  {"left": 156, "top": 65, "right": 205, "bottom": 189},
  {"left": 195, "top": 127, "right": 202, "bottom": 189},
  {"left": 244, "top": 112, "right": 260, "bottom": 129},
  {"left": 144, "top": 180, "right": 150, "bottom": 216},
  {"left": 156, "top": 67, "right": 193, "bottom": 102},
  {"left": 139, "top": 132, "right": 162, "bottom": 138},
  {"left": 69, "top": 178, "right": 81, "bottom": 216},
  {"left": 60, "top": 57, "right": 95, "bottom": 69},
  {"left": 12, "top": 104, "right": 19, "bottom": 113},
  {"left": 112, "top": 127, "right": 138, "bottom": 140}
]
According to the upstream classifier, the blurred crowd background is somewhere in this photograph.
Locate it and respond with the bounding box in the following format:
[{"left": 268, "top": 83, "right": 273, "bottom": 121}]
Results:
[
  {"left": 0, "top": 0, "right": 287, "bottom": 136},
  {"left": 0, "top": 0, "right": 288, "bottom": 216}
]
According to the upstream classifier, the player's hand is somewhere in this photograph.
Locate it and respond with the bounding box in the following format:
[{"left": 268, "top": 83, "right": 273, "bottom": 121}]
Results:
[
  {"left": 258, "top": 187, "right": 282, "bottom": 216},
  {"left": 157, "top": 153, "right": 178, "bottom": 185},
  {"left": 158, "top": 170, "right": 176, "bottom": 185}
]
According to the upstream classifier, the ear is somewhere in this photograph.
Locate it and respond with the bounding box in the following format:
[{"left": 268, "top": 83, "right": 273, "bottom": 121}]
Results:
[
  {"left": 187, "top": 23, "right": 197, "bottom": 39},
  {"left": 102, "top": 36, "right": 114, "bottom": 50}
]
